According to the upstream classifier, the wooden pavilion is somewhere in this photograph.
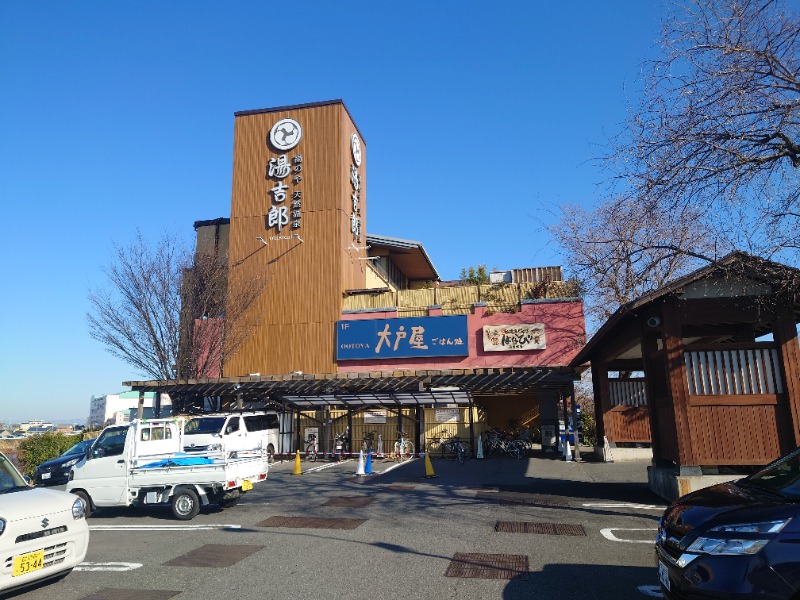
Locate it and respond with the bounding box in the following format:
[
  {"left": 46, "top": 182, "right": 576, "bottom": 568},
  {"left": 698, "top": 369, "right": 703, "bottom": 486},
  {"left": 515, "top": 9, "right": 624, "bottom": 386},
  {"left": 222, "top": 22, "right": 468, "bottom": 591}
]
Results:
[{"left": 570, "top": 252, "right": 800, "bottom": 497}]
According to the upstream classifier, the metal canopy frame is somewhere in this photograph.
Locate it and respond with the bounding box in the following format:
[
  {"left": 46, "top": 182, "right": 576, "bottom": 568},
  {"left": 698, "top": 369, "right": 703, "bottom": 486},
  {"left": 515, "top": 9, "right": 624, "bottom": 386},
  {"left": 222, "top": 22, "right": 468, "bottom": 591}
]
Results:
[{"left": 125, "top": 366, "right": 578, "bottom": 411}]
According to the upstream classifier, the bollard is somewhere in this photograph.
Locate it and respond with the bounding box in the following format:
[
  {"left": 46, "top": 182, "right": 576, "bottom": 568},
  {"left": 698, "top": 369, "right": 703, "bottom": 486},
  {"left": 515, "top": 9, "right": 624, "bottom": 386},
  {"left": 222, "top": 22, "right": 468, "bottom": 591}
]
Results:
[
  {"left": 293, "top": 450, "right": 302, "bottom": 475},
  {"left": 423, "top": 452, "right": 437, "bottom": 478}
]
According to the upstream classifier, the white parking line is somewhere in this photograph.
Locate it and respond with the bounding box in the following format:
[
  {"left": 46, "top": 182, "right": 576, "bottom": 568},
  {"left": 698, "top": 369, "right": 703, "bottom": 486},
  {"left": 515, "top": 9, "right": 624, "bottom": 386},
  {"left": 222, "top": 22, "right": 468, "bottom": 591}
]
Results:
[
  {"left": 583, "top": 503, "right": 664, "bottom": 511},
  {"left": 75, "top": 562, "right": 143, "bottom": 571},
  {"left": 600, "top": 527, "right": 658, "bottom": 543},
  {"left": 90, "top": 524, "right": 242, "bottom": 531},
  {"left": 303, "top": 459, "right": 354, "bottom": 472}
]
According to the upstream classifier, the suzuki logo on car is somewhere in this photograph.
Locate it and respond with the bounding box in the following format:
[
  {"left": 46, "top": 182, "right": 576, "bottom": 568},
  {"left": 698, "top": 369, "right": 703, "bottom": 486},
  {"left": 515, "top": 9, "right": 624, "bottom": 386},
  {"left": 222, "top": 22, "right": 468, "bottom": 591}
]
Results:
[{"left": 41, "top": 518, "right": 49, "bottom": 528}]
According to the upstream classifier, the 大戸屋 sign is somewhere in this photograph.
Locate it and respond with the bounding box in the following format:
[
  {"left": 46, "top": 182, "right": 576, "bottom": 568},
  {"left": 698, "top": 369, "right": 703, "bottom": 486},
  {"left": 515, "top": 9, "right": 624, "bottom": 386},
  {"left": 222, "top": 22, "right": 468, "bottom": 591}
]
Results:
[
  {"left": 483, "top": 323, "right": 546, "bottom": 351},
  {"left": 336, "top": 316, "right": 468, "bottom": 360}
]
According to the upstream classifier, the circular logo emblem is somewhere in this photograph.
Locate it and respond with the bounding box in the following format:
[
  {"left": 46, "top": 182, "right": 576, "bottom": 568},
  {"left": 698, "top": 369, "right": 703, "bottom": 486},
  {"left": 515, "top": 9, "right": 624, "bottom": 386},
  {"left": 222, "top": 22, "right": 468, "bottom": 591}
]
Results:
[
  {"left": 351, "top": 133, "right": 362, "bottom": 167},
  {"left": 269, "top": 118, "right": 302, "bottom": 151}
]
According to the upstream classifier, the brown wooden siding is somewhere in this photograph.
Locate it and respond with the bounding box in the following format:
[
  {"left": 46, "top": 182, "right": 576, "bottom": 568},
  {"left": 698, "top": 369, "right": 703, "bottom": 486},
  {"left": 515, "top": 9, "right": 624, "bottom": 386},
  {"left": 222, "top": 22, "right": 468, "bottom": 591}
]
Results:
[
  {"left": 687, "top": 402, "right": 783, "bottom": 465},
  {"left": 604, "top": 406, "right": 651, "bottom": 443},
  {"left": 224, "top": 102, "right": 367, "bottom": 377}
]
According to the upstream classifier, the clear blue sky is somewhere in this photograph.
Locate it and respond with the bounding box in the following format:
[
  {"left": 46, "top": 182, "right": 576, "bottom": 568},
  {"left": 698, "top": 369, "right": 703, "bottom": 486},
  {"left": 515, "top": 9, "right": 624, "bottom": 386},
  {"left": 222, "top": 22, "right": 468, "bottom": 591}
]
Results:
[{"left": 0, "top": 1, "right": 665, "bottom": 424}]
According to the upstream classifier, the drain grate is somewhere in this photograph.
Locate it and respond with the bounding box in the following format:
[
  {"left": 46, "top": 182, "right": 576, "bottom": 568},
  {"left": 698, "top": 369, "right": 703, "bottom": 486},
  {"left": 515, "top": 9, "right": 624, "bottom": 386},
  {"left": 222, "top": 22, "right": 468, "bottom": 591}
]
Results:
[
  {"left": 323, "top": 496, "right": 375, "bottom": 507},
  {"left": 445, "top": 552, "right": 529, "bottom": 580},
  {"left": 164, "top": 544, "right": 264, "bottom": 567},
  {"left": 81, "top": 591, "right": 181, "bottom": 600},
  {"left": 257, "top": 516, "right": 366, "bottom": 529},
  {"left": 495, "top": 521, "right": 586, "bottom": 536},
  {"left": 475, "top": 491, "right": 568, "bottom": 507}
]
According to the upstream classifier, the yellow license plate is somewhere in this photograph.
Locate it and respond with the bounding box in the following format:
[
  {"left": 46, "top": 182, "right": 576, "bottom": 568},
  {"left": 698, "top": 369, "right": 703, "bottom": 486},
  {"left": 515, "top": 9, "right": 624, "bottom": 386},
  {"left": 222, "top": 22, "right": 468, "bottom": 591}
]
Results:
[
  {"left": 13, "top": 550, "right": 44, "bottom": 577},
  {"left": 241, "top": 479, "right": 253, "bottom": 491}
]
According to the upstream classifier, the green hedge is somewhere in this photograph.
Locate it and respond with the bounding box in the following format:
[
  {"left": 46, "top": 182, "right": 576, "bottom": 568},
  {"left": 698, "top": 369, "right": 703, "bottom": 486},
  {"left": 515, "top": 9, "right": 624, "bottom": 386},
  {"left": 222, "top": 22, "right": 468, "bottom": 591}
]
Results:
[{"left": 17, "top": 432, "right": 84, "bottom": 477}]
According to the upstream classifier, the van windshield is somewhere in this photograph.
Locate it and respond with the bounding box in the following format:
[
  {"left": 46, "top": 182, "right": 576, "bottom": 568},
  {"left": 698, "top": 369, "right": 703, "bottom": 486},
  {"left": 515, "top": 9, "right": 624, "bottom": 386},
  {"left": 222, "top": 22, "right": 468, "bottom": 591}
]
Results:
[{"left": 184, "top": 417, "right": 226, "bottom": 435}]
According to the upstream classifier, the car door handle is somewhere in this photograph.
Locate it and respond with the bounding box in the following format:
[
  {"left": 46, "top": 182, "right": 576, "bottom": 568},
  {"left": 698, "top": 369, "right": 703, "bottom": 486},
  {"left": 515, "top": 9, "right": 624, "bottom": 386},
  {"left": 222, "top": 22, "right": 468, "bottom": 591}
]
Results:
[{"left": 117, "top": 460, "right": 124, "bottom": 464}]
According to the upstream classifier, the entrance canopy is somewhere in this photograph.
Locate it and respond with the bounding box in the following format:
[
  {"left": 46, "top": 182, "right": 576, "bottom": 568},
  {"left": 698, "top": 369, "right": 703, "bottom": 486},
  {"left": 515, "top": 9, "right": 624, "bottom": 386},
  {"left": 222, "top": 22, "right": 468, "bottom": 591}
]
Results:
[{"left": 125, "top": 366, "right": 578, "bottom": 411}]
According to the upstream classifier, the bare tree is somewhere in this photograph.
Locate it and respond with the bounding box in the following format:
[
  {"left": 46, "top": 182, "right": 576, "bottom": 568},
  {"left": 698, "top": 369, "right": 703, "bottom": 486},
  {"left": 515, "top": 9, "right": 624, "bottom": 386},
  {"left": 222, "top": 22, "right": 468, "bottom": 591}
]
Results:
[
  {"left": 547, "top": 198, "right": 719, "bottom": 326},
  {"left": 609, "top": 0, "right": 799, "bottom": 258},
  {"left": 88, "top": 231, "right": 263, "bottom": 381}
]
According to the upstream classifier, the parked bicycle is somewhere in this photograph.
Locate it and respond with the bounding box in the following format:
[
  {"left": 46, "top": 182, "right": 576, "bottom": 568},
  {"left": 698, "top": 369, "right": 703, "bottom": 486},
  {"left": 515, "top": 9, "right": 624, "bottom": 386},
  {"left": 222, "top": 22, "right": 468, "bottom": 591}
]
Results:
[
  {"left": 394, "top": 430, "right": 414, "bottom": 462},
  {"left": 483, "top": 428, "right": 527, "bottom": 459},
  {"left": 361, "top": 430, "right": 377, "bottom": 454},
  {"left": 305, "top": 433, "right": 318, "bottom": 462},
  {"left": 333, "top": 428, "right": 349, "bottom": 461},
  {"left": 428, "top": 431, "right": 472, "bottom": 463}
]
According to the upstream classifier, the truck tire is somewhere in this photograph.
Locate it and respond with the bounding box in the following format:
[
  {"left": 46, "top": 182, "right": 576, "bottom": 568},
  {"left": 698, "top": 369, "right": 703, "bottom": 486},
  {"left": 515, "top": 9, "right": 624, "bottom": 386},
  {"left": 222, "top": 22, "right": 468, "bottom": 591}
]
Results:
[
  {"left": 73, "top": 490, "right": 93, "bottom": 518},
  {"left": 266, "top": 444, "right": 275, "bottom": 464},
  {"left": 171, "top": 487, "right": 200, "bottom": 520}
]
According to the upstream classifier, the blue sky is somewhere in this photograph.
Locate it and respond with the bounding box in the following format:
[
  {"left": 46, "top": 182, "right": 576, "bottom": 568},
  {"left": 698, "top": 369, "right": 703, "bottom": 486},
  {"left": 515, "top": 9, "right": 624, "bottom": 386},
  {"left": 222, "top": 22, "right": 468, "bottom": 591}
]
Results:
[{"left": 0, "top": 2, "right": 665, "bottom": 424}]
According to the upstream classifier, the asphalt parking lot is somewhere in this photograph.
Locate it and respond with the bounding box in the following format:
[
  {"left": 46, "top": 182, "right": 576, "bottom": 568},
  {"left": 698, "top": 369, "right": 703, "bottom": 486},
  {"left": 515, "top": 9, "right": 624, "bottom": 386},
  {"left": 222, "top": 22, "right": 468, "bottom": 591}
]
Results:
[{"left": 10, "top": 450, "right": 668, "bottom": 600}]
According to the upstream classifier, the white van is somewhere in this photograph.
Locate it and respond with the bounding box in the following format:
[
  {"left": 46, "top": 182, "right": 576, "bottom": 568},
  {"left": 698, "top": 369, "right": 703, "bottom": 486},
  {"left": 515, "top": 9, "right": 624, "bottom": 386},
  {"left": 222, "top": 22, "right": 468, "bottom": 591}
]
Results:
[{"left": 182, "top": 412, "right": 280, "bottom": 459}]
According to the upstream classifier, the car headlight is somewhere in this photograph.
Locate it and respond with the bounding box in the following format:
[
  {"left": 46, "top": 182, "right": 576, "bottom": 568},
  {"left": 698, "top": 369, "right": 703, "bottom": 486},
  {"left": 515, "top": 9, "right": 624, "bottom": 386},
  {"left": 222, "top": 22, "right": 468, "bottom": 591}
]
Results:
[
  {"left": 208, "top": 443, "right": 222, "bottom": 451},
  {"left": 61, "top": 457, "right": 81, "bottom": 469},
  {"left": 0, "top": 517, "right": 5, "bottom": 535},
  {"left": 72, "top": 497, "right": 86, "bottom": 520},
  {"left": 686, "top": 519, "right": 789, "bottom": 556}
]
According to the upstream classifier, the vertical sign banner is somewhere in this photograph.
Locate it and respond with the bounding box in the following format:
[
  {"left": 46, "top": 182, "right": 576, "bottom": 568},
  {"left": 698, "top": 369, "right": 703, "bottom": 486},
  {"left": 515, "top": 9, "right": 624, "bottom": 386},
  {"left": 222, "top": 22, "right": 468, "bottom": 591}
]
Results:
[{"left": 336, "top": 316, "right": 469, "bottom": 360}]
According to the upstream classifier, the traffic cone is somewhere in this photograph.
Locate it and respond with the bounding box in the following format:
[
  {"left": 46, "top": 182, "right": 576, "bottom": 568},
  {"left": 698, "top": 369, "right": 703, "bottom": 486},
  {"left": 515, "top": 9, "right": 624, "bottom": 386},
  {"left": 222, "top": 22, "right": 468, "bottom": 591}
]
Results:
[
  {"left": 355, "top": 450, "right": 366, "bottom": 476},
  {"left": 563, "top": 439, "right": 573, "bottom": 461},
  {"left": 365, "top": 451, "right": 373, "bottom": 474},
  {"left": 476, "top": 434, "right": 484, "bottom": 459},
  {"left": 293, "top": 450, "right": 302, "bottom": 475},
  {"left": 423, "top": 451, "right": 437, "bottom": 478}
]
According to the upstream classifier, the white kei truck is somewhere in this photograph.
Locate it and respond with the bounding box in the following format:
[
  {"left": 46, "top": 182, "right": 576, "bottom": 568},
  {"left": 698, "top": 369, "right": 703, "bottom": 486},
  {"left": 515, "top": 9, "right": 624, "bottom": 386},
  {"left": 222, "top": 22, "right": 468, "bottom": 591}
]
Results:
[{"left": 65, "top": 418, "right": 269, "bottom": 520}]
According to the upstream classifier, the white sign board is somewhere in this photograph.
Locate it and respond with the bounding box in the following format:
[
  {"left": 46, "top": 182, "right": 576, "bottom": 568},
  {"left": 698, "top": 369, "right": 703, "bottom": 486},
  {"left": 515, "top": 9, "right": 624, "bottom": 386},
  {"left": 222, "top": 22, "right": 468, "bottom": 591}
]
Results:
[
  {"left": 483, "top": 323, "right": 545, "bottom": 351},
  {"left": 435, "top": 408, "right": 460, "bottom": 423},
  {"left": 364, "top": 410, "right": 387, "bottom": 424}
]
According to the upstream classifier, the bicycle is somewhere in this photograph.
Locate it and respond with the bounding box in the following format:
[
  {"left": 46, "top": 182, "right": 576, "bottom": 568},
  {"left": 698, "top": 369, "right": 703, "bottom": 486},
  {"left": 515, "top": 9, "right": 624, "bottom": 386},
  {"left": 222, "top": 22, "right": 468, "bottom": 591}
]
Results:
[
  {"left": 305, "top": 433, "right": 318, "bottom": 462},
  {"left": 394, "top": 431, "right": 414, "bottom": 462},
  {"left": 484, "top": 429, "right": 527, "bottom": 459},
  {"left": 361, "top": 430, "right": 377, "bottom": 454},
  {"left": 442, "top": 437, "right": 472, "bottom": 463}
]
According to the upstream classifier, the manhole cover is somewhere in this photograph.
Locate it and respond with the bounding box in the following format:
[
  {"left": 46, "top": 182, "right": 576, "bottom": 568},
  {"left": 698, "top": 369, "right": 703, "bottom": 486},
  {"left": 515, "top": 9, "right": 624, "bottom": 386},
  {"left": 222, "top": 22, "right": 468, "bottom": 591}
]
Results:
[
  {"left": 257, "top": 516, "right": 366, "bottom": 529},
  {"left": 164, "top": 544, "right": 264, "bottom": 567},
  {"left": 445, "top": 552, "right": 529, "bottom": 580},
  {"left": 323, "top": 496, "right": 375, "bottom": 507},
  {"left": 81, "top": 589, "right": 181, "bottom": 600},
  {"left": 475, "top": 491, "right": 568, "bottom": 507},
  {"left": 495, "top": 521, "right": 586, "bottom": 536}
]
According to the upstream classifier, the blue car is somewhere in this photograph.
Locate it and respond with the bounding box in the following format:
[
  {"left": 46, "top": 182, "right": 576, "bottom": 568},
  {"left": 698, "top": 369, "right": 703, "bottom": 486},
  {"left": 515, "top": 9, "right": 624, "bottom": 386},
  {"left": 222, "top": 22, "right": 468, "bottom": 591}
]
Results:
[{"left": 33, "top": 439, "right": 93, "bottom": 486}]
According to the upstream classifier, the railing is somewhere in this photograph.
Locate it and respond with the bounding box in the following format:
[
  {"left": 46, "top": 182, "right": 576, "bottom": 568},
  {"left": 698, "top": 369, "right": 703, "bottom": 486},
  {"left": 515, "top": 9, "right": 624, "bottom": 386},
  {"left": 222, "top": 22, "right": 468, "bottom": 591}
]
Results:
[
  {"left": 342, "top": 280, "right": 581, "bottom": 315},
  {"left": 609, "top": 379, "right": 648, "bottom": 407},
  {"left": 684, "top": 345, "right": 784, "bottom": 396}
]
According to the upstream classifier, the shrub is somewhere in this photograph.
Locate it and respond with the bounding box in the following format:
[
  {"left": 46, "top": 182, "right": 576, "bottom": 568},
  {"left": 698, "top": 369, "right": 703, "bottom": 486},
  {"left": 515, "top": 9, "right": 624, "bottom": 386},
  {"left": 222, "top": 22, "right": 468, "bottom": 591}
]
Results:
[
  {"left": 17, "top": 433, "right": 83, "bottom": 477},
  {"left": 581, "top": 412, "right": 597, "bottom": 447}
]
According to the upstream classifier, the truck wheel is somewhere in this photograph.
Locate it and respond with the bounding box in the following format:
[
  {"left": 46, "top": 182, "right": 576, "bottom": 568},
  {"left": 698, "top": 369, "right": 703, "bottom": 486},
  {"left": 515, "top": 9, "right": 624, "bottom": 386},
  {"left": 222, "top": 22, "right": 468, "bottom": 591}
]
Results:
[
  {"left": 171, "top": 488, "right": 200, "bottom": 520},
  {"left": 73, "top": 490, "right": 93, "bottom": 518},
  {"left": 266, "top": 444, "right": 275, "bottom": 464}
]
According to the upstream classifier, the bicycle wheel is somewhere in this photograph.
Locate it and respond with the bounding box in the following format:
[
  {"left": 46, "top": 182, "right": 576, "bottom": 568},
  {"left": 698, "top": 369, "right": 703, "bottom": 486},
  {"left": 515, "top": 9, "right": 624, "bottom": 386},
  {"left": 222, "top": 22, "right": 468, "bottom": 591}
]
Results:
[
  {"left": 442, "top": 442, "right": 457, "bottom": 461},
  {"left": 509, "top": 439, "right": 527, "bottom": 459},
  {"left": 427, "top": 440, "right": 441, "bottom": 458},
  {"left": 457, "top": 443, "right": 466, "bottom": 464},
  {"left": 403, "top": 442, "right": 414, "bottom": 461},
  {"left": 462, "top": 442, "right": 473, "bottom": 460}
]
